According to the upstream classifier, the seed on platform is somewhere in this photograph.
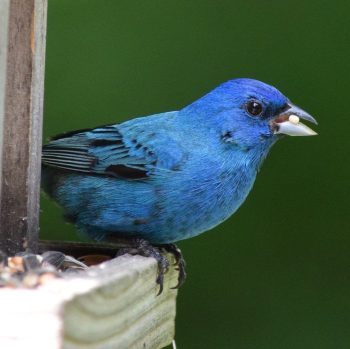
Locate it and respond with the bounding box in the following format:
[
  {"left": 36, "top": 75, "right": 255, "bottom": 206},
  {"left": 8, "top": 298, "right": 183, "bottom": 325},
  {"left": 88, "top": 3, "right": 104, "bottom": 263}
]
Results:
[
  {"left": 22, "top": 254, "right": 42, "bottom": 271},
  {"left": 8, "top": 256, "right": 24, "bottom": 272},
  {"left": 38, "top": 272, "right": 57, "bottom": 285},
  {"left": 22, "top": 272, "right": 39, "bottom": 288}
]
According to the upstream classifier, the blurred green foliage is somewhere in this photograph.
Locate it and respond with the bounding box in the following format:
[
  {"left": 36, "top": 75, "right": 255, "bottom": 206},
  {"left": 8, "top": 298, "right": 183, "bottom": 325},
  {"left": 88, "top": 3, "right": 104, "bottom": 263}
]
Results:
[{"left": 41, "top": 1, "right": 350, "bottom": 348}]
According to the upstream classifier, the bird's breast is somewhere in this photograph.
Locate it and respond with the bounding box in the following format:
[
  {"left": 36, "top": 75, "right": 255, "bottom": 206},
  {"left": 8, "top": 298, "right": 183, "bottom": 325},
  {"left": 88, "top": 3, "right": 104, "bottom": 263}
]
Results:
[{"left": 151, "top": 159, "right": 258, "bottom": 242}]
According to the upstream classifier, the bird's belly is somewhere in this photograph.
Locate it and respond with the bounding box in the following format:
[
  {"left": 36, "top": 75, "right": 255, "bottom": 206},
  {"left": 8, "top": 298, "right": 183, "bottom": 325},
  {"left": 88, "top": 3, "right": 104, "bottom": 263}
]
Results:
[
  {"left": 51, "top": 166, "right": 257, "bottom": 244},
  {"left": 142, "top": 168, "right": 257, "bottom": 243}
]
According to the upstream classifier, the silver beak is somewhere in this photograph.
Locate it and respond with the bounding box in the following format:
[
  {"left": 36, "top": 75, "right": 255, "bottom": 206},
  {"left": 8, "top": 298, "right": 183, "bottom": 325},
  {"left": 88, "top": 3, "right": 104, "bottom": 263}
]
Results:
[{"left": 273, "top": 103, "right": 318, "bottom": 136}]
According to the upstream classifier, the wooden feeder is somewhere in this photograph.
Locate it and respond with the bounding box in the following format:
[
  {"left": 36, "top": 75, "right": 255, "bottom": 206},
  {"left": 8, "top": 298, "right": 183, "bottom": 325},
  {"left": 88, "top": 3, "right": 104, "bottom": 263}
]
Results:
[{"left": 0, "top": 1, "right": 178, "bottom": 348}]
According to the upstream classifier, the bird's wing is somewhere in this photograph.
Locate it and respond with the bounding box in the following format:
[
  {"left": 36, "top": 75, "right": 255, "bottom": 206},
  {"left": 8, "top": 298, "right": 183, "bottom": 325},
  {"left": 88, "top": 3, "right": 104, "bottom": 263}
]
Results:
[{"left": 42, "top": 123, "right": 184, "bottom": 180}]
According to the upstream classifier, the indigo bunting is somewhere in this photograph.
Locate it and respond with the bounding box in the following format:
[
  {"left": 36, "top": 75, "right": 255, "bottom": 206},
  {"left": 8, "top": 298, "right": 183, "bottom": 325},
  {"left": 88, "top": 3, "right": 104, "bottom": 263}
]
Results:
[{"left": 42, "top": 78, "right": 317, "bottom": 291}]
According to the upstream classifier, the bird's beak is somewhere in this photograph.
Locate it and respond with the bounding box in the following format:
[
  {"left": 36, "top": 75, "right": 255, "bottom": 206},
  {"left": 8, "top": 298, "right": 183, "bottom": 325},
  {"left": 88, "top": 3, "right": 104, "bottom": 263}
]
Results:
[{"left": 270, "top": 103, "right": 318, "bottom": 136}]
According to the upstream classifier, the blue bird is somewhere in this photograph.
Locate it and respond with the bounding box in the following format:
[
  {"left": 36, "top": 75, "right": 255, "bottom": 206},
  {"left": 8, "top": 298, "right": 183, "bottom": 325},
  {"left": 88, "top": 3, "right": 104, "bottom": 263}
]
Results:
[{"left": 42, "top": 78, "right": 317, "bottom": 291}]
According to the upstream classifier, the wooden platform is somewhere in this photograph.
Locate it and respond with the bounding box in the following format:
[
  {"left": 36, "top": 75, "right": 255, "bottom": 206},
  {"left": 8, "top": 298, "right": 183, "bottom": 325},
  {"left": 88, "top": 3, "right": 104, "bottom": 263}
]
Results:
[{"left": 0, "top": 254, "right": 178, "bottom": 349}]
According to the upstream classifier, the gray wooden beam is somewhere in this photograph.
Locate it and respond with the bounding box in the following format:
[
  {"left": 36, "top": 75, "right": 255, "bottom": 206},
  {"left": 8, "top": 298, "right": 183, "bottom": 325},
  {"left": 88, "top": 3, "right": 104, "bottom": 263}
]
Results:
[
  {"left": 0, "top": 0, "right": 47, "bottom": 254},
  {"left": 0, "top": 254, "right": 178, "bottom": 349}
]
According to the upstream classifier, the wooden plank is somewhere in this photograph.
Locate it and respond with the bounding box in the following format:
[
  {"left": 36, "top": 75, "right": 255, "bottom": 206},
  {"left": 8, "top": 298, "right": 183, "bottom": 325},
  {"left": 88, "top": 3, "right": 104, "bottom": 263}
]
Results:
[
  {"left": 0, "top": 254, "right": 178, "bottom": 349},
  {"left": 38, "top": 239, "right": 120, "bottom": 257},
  {"left": 0, "top": 0, "right": 47, "bottom": 255}
]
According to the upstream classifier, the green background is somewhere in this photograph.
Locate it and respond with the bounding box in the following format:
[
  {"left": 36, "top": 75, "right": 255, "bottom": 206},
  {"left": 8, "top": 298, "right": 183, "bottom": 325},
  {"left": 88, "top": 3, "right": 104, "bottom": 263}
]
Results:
[{"left": 42, "top": 1, "right": 349, "bottom": 348}]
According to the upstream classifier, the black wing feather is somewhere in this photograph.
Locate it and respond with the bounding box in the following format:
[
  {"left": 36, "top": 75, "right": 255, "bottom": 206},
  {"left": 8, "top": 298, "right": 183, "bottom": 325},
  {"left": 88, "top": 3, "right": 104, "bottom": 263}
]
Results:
[{"left": 42, "top": 126, "right": 149, "bottom": 179}]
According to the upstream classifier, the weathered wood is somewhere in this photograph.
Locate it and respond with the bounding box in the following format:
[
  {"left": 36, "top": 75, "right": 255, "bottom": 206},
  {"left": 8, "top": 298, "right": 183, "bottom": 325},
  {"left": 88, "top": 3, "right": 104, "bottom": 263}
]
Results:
[
  {"left": 39, "top": 239, "right": 120, "bottom": 257},
  {"left": 0, "top": 0, "right": 47, "bottom": 254},
  {"left": 0, "top": 3, "right": 179, "bottom": 348},
  {"left": 0, "top": 254, "right": 178, "bottom": 349}
]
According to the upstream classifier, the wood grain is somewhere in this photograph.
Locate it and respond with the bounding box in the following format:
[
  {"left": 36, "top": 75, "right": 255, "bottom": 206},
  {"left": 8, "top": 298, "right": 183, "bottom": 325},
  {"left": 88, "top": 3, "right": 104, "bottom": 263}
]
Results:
[
  {"left": 0, "top": 0, "right": 47, "bottom": 254},
  {"left": 0, "top": 254, "right": 178, "bottom": 349}
]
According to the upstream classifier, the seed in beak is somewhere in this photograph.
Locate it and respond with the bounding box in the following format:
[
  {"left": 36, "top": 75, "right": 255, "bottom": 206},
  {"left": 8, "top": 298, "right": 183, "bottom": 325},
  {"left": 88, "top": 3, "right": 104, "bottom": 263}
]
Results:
[{"left": 289, "top": 115, "right": 300, "bottom": 124}]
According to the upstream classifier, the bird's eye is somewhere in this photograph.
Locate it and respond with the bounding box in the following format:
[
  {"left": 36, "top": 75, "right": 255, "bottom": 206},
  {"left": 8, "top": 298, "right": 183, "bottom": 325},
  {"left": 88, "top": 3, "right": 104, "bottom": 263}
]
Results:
[{"left": 246, "top": 100, "right": 263, "bottom": 117}]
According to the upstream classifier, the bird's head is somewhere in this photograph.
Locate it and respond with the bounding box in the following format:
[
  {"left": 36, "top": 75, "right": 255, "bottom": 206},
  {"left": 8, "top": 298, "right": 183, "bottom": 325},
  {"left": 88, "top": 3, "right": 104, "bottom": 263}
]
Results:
[{"left": 182, "top": 78, "right": 317, "bottom": 150}]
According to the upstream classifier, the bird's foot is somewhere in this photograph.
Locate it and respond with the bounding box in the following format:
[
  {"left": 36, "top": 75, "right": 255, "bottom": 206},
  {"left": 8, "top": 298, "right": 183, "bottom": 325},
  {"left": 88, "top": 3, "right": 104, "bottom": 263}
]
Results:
[
  {"left": 115, "top": 238, "right": 170, "bottom": 295},
  {"left": 159, "top": 243, "right": 187, "bottom": 289},
  {"left": 111, "top": 238, "right": 186, "bottom": 294}
]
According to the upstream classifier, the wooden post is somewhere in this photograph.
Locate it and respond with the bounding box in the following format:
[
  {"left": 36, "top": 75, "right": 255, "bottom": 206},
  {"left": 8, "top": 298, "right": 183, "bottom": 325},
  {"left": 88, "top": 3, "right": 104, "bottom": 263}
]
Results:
[
  {"left": 0, "top": 3, "right": 178, "bottom": 348},
  {"left": 0, "top": 0, "right": 47, "bottom": 255}
]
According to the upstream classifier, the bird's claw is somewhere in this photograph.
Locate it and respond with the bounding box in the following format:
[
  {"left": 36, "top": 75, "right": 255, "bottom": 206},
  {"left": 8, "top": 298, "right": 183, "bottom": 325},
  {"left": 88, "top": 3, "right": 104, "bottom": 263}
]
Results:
[
  {"left": 160, "top": 243, "right": 187, "bottom": 289},
  {"left": 114, "top": 239, "right": 186, "bottom": 294},
  {"left": 115, "top": 238, "right": 169, "bottom": 295}
]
